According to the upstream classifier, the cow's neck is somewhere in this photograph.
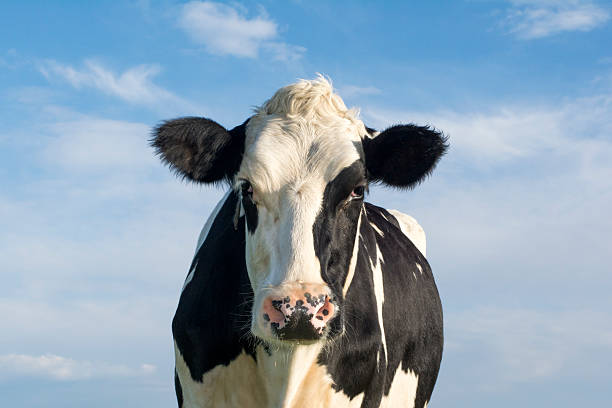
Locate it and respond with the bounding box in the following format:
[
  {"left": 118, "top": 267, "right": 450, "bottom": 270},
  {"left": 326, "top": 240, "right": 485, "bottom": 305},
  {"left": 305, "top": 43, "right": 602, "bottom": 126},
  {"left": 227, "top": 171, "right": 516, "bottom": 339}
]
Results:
[{"left": 257, "top": 342, "right": 330, "bottom": 408}]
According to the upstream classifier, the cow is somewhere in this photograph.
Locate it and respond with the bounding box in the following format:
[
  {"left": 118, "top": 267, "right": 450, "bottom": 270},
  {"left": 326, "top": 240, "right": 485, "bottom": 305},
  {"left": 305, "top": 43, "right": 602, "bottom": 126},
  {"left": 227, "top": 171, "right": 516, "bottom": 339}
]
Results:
[{"left": 151, "top": 77, "right": 447, "bottom": 408}]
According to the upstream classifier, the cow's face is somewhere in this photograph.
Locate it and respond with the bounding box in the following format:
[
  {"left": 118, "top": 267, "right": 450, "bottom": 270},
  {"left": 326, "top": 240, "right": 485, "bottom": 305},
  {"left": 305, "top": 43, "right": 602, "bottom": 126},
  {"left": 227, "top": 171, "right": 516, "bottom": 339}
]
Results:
[
  {"left": 152, "top": 78, "right": 447, "bottom": 345},
  {"left": 234, "top": 101, "right": 367, "bottom": 344}
]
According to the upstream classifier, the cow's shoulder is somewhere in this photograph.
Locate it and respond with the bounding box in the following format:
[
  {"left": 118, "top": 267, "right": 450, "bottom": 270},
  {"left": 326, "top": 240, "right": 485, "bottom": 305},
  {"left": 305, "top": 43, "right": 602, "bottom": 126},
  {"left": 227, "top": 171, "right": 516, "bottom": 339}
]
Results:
[
  {"left": 173, "top": 190, "right": 255, "bottom": 384},
  {"left": 363, "top": 203, "right": 426, "bottom": 258},
  {"left": 386, "top": 209, "right": 426, "bottom": 257}
]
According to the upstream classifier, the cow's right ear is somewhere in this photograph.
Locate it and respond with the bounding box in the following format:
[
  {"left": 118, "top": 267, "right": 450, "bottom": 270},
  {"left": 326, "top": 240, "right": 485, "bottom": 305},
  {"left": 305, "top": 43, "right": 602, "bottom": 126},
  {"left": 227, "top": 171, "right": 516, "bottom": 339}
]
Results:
[
  {"left": 151, "top": 117, "right": 247, "bottom": 184},
  {"left": 363, "top": 124, "right": 448, "bottom": 188}
]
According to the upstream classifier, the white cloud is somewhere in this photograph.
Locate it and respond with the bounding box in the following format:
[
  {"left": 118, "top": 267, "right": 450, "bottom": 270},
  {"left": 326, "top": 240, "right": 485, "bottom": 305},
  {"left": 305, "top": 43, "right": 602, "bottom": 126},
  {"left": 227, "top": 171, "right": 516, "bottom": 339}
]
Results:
[
  {"left": 262, "top": 41, "right": 307, "bottom": 62},
  {"left": 0, "top": 353, "right": 156, "bottom": 381},
  {"left": 366, "top": 90, "right": 612, "bottom": 272},
  {"left": 364, "top": 94, "right": 612, "bottom": 167},
  {"left": 340, "top": 85, "right": 383, "bottom": 98},
  {"left": 504, "top": 0, "right": 610, "bottom": 39},
  {"left": 42, "top": 117, "right": 154, "bottom": 172},
  {"left": 0, "top": 112, "right": 224, "bottom": 303},
  {"left": 178, "top": 1, "right": 305, "bottom": 60},
  {"left": 39, "top": 59, "right": 196, "bottom": 111},
  {"left": 447, "top": 308, "right": 612, "bottom": 384}
]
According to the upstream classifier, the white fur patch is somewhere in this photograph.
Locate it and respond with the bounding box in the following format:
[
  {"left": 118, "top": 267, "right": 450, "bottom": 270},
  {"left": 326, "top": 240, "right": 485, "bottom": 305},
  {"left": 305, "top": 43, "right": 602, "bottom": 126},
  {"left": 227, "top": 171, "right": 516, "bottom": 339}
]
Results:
[
  {"left": 236, "top": 77, "right": 364, "bottom": 193},
  {"left": 343, "top": 208, "right": 362, "bottom": 296},
  {"left": 174, "top": 341, "right": 265, "bottom": 408},
  {"left": 370, "top": 243, "right": 387, "bottom": 366},
  {"left": 387, "top": 209, "right": 426, "bottom": 257},
  {"left": 381, "top": 366, "right": 419, "bottom": 408},
  {"left": 370, "top": 222, "right": 384, "bottom": 237},
  {"left": 256, "top": 343, "right": 366, "bottom": 408}
]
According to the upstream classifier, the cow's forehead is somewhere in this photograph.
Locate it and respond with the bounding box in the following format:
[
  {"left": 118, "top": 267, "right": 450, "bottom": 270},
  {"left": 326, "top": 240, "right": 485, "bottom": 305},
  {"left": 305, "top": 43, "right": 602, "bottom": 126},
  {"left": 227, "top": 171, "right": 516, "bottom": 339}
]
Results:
[
  {"left": 235, "top": 77, "right": 366, "bottom": 193},
  {"left": 237, "top": 116, "right": 362, "bottom": 193}
]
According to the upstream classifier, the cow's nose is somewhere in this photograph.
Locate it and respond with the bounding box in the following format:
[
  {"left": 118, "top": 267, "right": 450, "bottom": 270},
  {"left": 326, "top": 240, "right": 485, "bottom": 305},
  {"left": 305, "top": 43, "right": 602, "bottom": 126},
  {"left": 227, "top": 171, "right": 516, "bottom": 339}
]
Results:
[{"left": 261, "top": 285, "right": 335, "bottom": 341}]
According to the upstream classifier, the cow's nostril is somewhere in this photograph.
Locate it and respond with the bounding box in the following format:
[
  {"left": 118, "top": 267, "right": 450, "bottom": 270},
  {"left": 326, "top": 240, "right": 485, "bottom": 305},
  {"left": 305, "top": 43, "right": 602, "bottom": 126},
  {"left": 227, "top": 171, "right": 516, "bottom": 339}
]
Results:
[
  {"left": 315, "top": 295, "right": 334, "bottom": 323},
  {"left": 262, "top": 297, "right": 286, "bottom": 328}
]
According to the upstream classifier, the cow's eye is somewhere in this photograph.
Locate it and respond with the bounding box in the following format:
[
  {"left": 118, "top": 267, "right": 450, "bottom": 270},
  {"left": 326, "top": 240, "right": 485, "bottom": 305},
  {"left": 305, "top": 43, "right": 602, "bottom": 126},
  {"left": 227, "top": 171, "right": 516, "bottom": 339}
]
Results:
[
  {"left": 351, "top": 185, "right": 365, "bottom": 200},
  {"left": 241, "top": 181, "right": 253, "bottom": 199}
]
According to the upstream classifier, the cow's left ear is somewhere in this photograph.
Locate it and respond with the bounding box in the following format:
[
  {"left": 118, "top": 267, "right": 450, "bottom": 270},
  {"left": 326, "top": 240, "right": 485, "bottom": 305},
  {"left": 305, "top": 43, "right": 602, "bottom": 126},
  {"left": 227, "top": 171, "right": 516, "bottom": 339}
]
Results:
[
  {"left": 151, "top": 117, "right": 247, "bottom": 184},
  {"left": 363, "top": 124, "right": 448, "bottom": 188}
]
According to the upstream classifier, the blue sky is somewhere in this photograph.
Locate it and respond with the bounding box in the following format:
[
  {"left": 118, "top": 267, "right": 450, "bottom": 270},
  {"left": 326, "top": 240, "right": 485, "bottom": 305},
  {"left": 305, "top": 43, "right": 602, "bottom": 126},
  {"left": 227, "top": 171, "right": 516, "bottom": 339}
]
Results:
[{"left": 1, "top": 1, "right": 611, "bottom": 407}]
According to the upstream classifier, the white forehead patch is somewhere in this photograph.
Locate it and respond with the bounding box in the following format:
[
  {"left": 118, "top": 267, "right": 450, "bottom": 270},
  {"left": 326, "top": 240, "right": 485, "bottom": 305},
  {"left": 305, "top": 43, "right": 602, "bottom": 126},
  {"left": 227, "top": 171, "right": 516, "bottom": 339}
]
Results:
[{"left": 236, "top": 76, "right": 365, "bottom": 193}]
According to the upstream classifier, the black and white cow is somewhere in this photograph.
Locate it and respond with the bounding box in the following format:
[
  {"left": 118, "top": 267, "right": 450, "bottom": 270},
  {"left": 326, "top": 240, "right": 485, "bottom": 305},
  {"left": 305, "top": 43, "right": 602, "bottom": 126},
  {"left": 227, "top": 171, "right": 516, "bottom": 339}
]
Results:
[{"left": 152, "top": 77, "right": 447, "bottom": 408}]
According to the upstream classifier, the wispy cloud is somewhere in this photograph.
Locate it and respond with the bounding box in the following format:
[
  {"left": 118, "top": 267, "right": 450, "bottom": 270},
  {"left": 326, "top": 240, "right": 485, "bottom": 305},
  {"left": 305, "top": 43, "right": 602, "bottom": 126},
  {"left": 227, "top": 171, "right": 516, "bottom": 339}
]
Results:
[
  {"left": 39, "top": 59, "right": 196, "bottom": 111},
  {"left": 0, "top": 353, "right": 155, "bottom": 381},
  {"left": 0, "top": 107, "right": 225, "bottom": 303},
  {"left": 261, "top": 41, "right": 307, "bottom": 62},
  {"left": 503, "top": 0, "right": 610, "bottom": 39},
  {"left": 178, "top": 1, "right": 305, "bottom": 60},
  {"left": 42, "top": 117, "right": 154, "bottom": 172},
  {"left": 365, "top": 94, "right": 612, "bottom": 168},
  {"left": 447, "top": 308, "right": 612, "bottom": 384},
  {"left": 340, "top": 85, "right": 383, "bottom": 99}
]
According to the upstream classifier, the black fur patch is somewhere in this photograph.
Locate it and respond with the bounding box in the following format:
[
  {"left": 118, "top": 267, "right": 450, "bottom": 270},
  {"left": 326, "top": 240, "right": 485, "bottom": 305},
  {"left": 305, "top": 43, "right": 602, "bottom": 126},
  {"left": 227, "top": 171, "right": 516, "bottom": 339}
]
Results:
[
  {"left": 151, "top": 117, "right": 247, "bottom": 184},
  {"left": 312, "top": 161, "right": 367, "bottom": 339},
  {"left": 363, "top": 124, "right": 448, "bottom": 188},
  {"left": 172, "top": 191, "right": 256, "bottom": 382},
  {"left": 242, "top": 194, "right": 258, "bottom": 234}
]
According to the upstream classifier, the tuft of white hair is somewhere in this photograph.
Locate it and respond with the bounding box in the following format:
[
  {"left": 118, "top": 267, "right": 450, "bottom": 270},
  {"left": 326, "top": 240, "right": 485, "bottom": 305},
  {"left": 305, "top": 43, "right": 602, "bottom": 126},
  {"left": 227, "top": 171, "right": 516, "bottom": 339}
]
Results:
[
  {"left": 255, "top": 75, "right": 364, "bottom": 132},
  {"left": 239, "top": 75, "right": 367, "bottom": 193}
]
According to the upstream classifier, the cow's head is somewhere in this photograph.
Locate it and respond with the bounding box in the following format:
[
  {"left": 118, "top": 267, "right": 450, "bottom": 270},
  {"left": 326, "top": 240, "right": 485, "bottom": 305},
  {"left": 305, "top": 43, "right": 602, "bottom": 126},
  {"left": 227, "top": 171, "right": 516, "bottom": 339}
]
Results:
[{"left": 152, "top": 78, "right": 447, "bottom": 346}]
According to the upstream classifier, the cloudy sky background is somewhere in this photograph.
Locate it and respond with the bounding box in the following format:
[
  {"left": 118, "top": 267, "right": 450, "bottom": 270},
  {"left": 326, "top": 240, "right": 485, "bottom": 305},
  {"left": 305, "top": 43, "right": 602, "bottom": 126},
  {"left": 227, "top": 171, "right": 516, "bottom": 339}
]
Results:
[{"left": 1, "top": 1, "right": 611, "bottom": 407}]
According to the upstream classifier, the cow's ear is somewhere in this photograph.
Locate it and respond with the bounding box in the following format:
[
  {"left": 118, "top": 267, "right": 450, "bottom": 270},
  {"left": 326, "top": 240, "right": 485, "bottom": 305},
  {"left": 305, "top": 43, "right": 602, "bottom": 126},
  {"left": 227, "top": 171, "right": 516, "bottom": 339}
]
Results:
[
  {"left": 363, "top": 124, "right": 448, "bottom": 188},
  {"left": 151, "top": 117, "right": 247, "bottom": 184}
]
